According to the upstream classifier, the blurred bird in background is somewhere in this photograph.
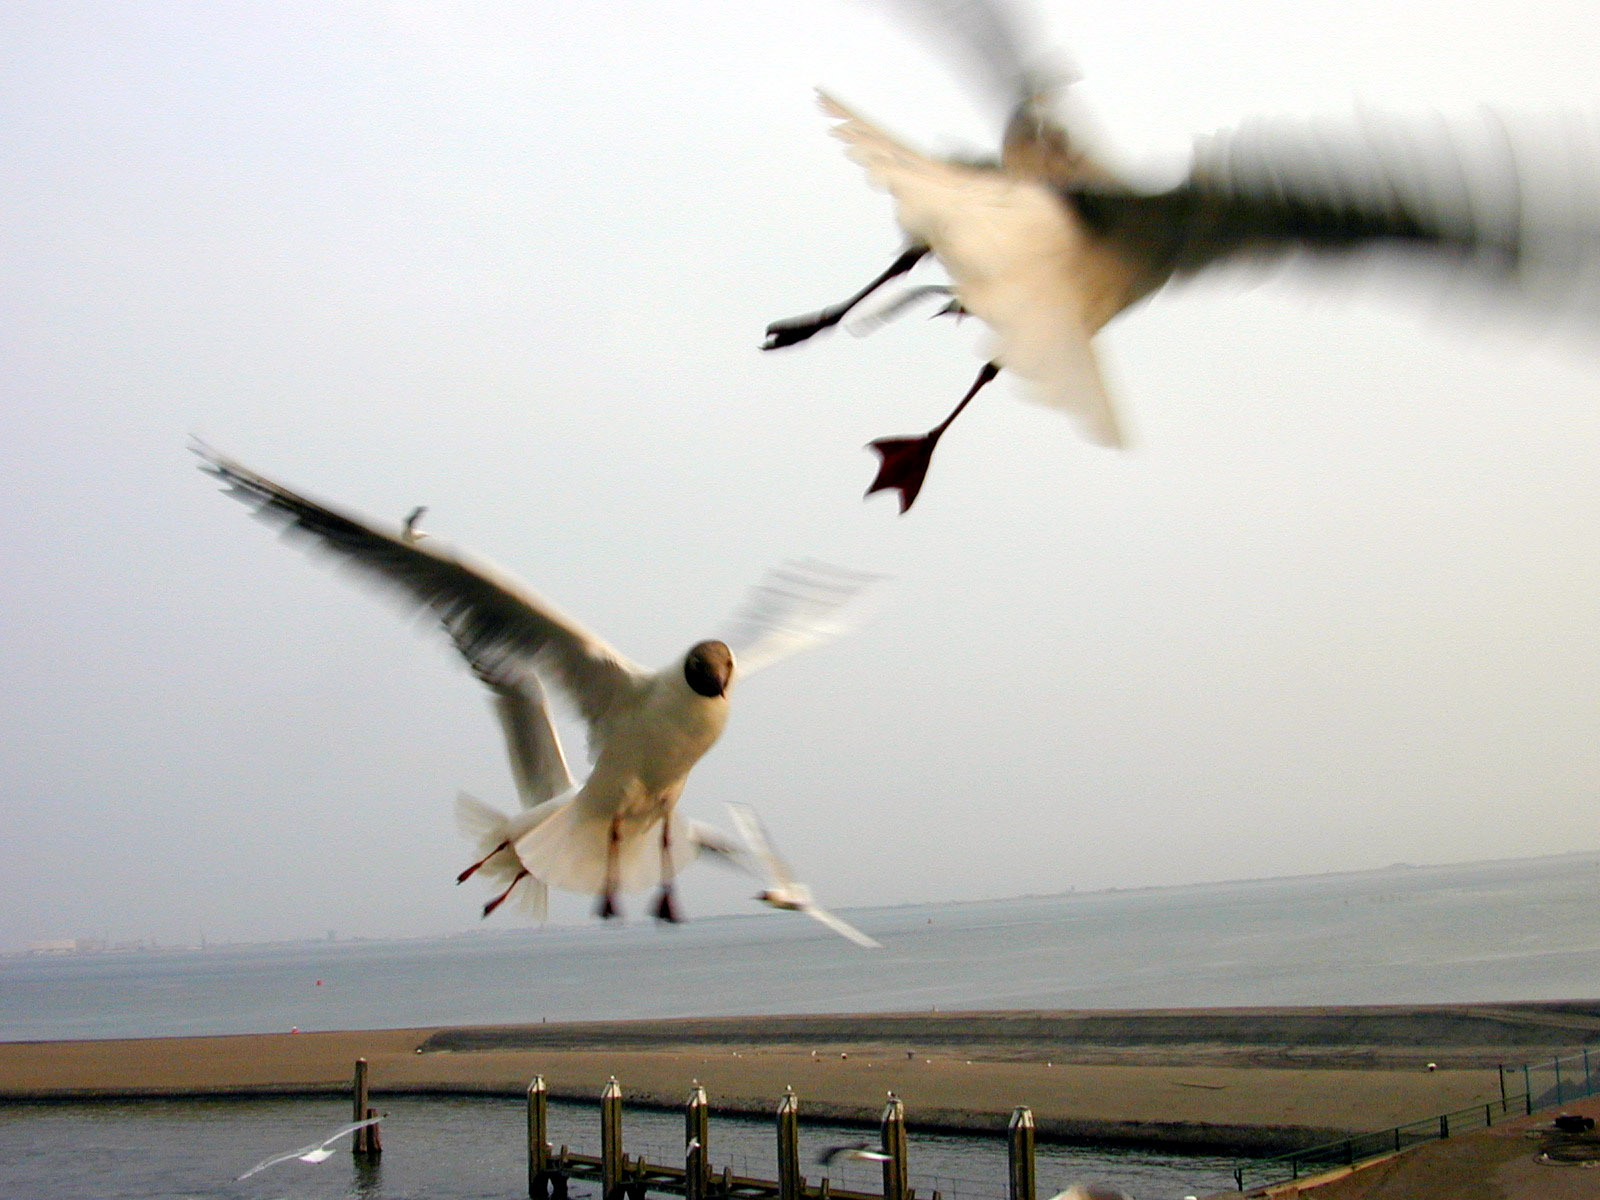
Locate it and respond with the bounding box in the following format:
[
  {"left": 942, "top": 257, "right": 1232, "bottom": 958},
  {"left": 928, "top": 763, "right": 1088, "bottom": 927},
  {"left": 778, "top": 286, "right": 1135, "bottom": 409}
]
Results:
[{"left": 765, "top": 0, "right": 1600, "bottom": 511}]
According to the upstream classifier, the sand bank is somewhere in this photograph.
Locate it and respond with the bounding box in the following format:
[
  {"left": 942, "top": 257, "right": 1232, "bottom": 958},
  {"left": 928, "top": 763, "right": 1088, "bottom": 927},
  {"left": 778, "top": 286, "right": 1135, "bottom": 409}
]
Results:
[{"left": 3, "top": 1004, "right": 1593, "bottom": 1155}]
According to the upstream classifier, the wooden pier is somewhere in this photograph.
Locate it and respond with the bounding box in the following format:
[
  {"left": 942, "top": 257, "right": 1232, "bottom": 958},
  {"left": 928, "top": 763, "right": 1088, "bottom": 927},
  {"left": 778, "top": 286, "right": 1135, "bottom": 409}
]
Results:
[{"left": 515, "top": 1074, "right": 1043, "bottom": 1200}]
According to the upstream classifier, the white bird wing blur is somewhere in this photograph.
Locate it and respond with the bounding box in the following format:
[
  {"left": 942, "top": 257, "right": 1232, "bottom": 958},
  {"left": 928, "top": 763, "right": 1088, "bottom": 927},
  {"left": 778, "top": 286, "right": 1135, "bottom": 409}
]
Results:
[
  {"left": 235, "top": 1118, "right": 381, "bottom": 1180},
  {"left": 719, "top": 558, "right": 884, "bottom": 678},
  {"left": 686, "top": 818, "right": 749, "bottom": 868},
  {"left": 727, "top": 803, "right": 882, "bottom": 949},
  {"left": 819, "top": 93, "right": 1125, "bottom": 447},
  {"left": 469, "top": 662, "right": 575, "bottom": 806},
  {"left": 798, "top": 901, "right": 882, "bottom": 949},
  {"left": 726, "top": 802, "right": 795, "bottom": 887},
  {"left": 194, "top": 441, "right": 647, "bottom": 757}
]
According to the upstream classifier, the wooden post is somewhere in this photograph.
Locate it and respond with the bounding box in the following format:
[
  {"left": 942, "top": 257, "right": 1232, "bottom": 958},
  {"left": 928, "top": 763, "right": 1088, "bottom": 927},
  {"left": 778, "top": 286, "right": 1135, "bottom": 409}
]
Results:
[
  {"left": 1007, "top": 1107, "right": 1035, "bottom": 1200},
  {"left": 601, "top": 1077, "right": 624, "bottom": 1200},
  {"left": 351, "top": 1059, "right": 380, "bottom": 1155},
  {"left": 777, "top": 1088, "right": 801, "bottom": 1200},
  {"left": 686, "top": 1083, "right": 710, "bottom": 1200},
  {"left": 880, "top": 1093, "right": 908, "bottom": 1200},
  {"left": 528, "top": 1076, "right": 549, "bottom": 1199}
]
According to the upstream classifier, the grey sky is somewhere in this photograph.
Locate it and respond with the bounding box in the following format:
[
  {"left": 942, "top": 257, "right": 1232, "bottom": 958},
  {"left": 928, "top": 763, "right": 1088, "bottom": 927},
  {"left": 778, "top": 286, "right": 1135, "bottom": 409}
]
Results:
[{"left": 2, "top": 0, "right": 1596, "bottom": 950}]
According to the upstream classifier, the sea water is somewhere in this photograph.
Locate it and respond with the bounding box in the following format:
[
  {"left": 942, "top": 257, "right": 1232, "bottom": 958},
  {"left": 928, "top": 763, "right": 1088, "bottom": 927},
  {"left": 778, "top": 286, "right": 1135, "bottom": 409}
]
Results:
[
  {"left": 3, "top": 853, "right": 1598, "bottom": 1199},
  {"left": 4, "top": 852, "right": 1598, "bottom": 1042},
  {"left": 0, "top": 1095, "right": 1239, "bottom": 1200}
]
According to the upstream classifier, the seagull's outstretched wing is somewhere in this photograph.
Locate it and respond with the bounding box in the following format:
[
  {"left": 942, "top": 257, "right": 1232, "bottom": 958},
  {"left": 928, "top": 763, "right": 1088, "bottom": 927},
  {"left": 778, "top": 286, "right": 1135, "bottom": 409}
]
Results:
[
  {"left": 1075, "top": 111, "right": 1600, "bottom": 303},
  {"left": 820, "top": 93, "right": 1125, "bottom": 447},
  {"left": 720, "top": 558, "right": 884, "bottom": 679},
  {"left": 727, "top": 803, "right": 882, "bottom": 949},
  {"left": 686, "top": 819, "right": 752, "bottom": 869},
  {"left": 882, "top": 0, "right": 1044, "bottom": 111},
  {"left": 194, "top": 442, "right": 646, "bottom": 749},
  {"left": 235, "top": 1117, "right": 381, "bottom": 1180},
  {"left": 467, "top": 659, "right": 575, "bottom": 806},
  {"left": 802, "top": 901, "right": 884, "bottom": 950},
  {"left": 726, "top": 802, "right": 795, "bottom": 887}
]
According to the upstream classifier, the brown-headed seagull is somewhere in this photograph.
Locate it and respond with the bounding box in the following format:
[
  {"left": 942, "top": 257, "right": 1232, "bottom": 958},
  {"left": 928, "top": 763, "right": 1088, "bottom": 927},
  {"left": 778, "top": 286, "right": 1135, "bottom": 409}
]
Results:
[{"left": 194, "top": 442, "right": 878, "bottom": 924}]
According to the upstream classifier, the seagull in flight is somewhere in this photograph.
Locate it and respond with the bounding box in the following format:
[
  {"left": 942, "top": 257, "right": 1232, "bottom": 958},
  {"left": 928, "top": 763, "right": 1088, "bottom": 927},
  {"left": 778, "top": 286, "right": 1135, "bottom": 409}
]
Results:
[
  {"left": 726, "top": 803, "right": 880, "bottom": 948},
  {"left": 194, "top": 443, "right": 879, "bottom": 923},
  {"left": 234, "top": 1117, "right": 382, "bottom": 1180},
  {"left": 764, "top": 0, "right": 1600, "bottom": 511},
  {"left": 817, "top": 1142, "right": 894, "bottom": 1167}
]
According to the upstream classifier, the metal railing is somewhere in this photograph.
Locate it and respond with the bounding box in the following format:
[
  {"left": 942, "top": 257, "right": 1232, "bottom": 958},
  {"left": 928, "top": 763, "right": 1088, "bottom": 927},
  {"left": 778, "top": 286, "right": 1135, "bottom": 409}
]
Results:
[{"left": 1231, "top": 1047, "right": 1600, "bottom": 1194}]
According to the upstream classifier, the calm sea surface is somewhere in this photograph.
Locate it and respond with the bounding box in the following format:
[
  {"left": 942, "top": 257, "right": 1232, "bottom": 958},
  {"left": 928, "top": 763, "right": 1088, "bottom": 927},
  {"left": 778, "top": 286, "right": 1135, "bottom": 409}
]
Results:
[{"left": 3, "top": 853, "right": 1598, "bottom": 1199}]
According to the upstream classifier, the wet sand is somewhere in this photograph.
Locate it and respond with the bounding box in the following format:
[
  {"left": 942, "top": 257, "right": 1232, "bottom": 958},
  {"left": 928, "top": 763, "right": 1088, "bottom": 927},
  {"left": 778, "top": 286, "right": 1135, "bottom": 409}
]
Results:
[{"left": 7, "top": 1005, "right": 1593, "bottom": 1155}]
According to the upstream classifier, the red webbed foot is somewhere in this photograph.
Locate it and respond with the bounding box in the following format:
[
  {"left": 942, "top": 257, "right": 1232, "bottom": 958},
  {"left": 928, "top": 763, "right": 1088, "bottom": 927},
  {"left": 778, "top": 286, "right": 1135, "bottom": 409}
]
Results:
[{"left": 865, "top": 430, "right": 944, "bottom": 513}]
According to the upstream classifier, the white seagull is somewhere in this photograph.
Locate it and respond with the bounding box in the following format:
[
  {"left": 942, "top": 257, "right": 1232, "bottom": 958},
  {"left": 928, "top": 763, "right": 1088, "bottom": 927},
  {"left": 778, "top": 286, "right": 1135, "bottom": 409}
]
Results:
[
  {"left": 194, "top": 443, "right": 878, "bottom": 923},
  {"left": 764, "top": 0, "right": 1600, "bottom": 511},
  {"left": 726, "top": 803, "right": 881, "bottom": 948},
  {"left": 817, "top": 1142, "right": 894, "bottom": 1167},
  {"left": 234, "top": 1117, "right": 382, "bottom": 1180}
]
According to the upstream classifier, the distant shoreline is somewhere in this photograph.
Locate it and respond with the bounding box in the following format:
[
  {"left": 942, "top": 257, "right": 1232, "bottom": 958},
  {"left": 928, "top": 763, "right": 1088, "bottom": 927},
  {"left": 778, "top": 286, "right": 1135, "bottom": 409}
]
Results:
[
  {"left": 3, "top": 1003, "right": 1594, "bottom": 1154},
  {"left": 12, "top": 847, "right": 1600, "bottom": 958}
]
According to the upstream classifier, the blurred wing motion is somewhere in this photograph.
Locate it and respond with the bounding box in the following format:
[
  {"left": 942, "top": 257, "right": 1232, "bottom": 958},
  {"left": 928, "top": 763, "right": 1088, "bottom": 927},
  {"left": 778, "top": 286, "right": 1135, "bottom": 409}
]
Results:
[
  {"left": 235, "top": 1117, "right": 382, "bottom": 1180},
  {"left": 1073, "top": 110, "right": 1600, "bottom": 301},
  {"left": 727, "top": 803, "right": 881, "bottom": 949},
  {"left": 818, "top": 1141, "right": 894, "bottom": 1166},
  {"left": 720, "top": 558, "right": 886, "bottom": 678},
  {"left": 192, "top": 439, "right": 646, "bottom": 754},
  {"left": 882, "top": 0, "right": 1055, "bottom": 111},
  {"left": 467, "top": 658, "right": 575, "bottom": 806}
]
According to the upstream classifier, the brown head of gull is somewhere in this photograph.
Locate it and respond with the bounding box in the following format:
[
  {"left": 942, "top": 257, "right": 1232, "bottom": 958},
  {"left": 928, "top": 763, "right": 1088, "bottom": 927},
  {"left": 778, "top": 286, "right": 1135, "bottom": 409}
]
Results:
[
  {"left": 193, "top": 440, "right": 880, "bottom": 925},
  {"left": 763, "top": 0, "right": 1600, "bottom": 512}
]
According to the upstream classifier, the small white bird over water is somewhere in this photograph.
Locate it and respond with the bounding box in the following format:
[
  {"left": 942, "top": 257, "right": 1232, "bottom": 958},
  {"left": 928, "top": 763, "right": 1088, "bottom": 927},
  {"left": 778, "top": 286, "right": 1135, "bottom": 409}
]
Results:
[
  {"left": 727, "top": 803, "right": 881, "bottom": 948},
  {"left": 234, "top": 1117, "right": 381, "bottom": 1180},
  {"left": 765, "top": 0, "right": 1600, "bottom": 511},
  {"left": 194, "top": 443, "right": 879, "bottom": 923}
]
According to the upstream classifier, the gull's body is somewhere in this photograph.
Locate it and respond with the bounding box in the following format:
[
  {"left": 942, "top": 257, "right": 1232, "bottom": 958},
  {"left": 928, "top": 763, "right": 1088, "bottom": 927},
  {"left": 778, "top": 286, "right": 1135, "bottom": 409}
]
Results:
[
  {"left": 235, "top": 1117, "right": 382, "bottom": 1180},
  {"left": 766, "top": 0, "right": 1599, "bottom": 510},
  {"left": 195, "top": 443, "right": 874, "bottom": 921}
]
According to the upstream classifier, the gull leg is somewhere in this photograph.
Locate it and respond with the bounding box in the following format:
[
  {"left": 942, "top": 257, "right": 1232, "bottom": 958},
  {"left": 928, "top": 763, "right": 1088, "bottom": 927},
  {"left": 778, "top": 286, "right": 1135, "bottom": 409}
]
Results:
[
  {"left": 652, "top": 820, "right": 680, "bottom": 924},
  {"left": 597, "top": 816, "right": 622, "bottom": 920},
  {"left": 866, "top": 362, "right": 1001, "bottom": 513},
  {"left": 763, "top": 245, "right": 929, "bottom": 350},
  {"left": 457, "top": 839, "right": 511, "bottom": 884},
  {"left": 482, "top": 867, "right": 529, "bottom": 917}
]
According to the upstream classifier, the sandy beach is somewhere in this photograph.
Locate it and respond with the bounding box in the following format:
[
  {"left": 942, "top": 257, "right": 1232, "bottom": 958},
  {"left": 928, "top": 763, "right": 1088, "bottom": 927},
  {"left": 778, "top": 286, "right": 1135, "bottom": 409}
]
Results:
[{"left": 4, "top": 1004, "right": 1594, "bottom": 1155}]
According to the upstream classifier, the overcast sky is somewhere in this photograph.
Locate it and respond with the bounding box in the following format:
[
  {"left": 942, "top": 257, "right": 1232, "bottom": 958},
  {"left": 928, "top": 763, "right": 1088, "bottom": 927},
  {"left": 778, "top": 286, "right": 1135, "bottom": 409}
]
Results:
[{"left": 2, "top": 0, "right": 1597, "bottom": 950}]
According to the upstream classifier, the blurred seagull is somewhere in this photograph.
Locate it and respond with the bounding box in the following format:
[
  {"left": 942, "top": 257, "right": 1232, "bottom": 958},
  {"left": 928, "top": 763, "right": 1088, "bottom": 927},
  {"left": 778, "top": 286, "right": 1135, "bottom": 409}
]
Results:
[
  {"left": 194, "top": 442, "right": 878, "bottom": 923},
  {"left": 726, "top": 803, "right": 881, "bottom": 948},
  {"left": 234, "top": 1117, "right": 382, "bottom": 1180},
  {"left": 401, "top": 505, "right": 428, "bottom": 543},
  {"left": 817, "top": 1142, "right": 893, "bottom": 1166},
  {"left": 764, "top": 0, "right": 1600, "bottom": 511}
]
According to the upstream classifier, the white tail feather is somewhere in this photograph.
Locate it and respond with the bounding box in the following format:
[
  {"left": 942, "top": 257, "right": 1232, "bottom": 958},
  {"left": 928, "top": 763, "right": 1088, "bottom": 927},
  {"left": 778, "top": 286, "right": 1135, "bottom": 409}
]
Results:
[
  {"left": 455, "top": 791, "right": 557, "bottom": 920},
  {"left": 511, "top": 801, "right": 701, "bottom": 896}
]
